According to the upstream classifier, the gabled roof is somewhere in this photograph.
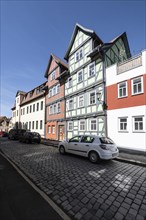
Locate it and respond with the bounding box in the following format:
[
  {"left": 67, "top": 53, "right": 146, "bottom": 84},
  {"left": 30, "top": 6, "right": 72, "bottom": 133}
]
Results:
[
  {"left": 64, "top": 23, "right": 103, "bottom": 61},
  {"left": 44, "top": 54, "right": 68, "bottom": 78},
  {"left": 110, "top": 32, "right": 131, "bottom": 58}
]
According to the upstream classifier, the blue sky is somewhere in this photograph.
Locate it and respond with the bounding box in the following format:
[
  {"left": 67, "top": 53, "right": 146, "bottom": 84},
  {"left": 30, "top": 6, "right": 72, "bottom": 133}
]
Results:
[{"left": 1, "top": 0, "right": 146, "bottom": 117}]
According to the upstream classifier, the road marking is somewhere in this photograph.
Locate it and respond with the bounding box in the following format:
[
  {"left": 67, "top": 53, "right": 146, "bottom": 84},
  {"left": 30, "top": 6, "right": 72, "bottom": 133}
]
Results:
[{"left": 0, "top": 152, "right": 71, "bottom": 220}]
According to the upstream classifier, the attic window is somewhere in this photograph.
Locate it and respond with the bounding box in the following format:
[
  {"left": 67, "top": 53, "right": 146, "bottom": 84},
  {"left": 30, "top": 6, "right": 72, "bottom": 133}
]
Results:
[
  {"left": 36, "top": 88, "right": 40, "bottom": 94},
  {"left": 30, "top": 92, "right": 33, "bottom": 97},
  {"left": 51, "top": 71, "right": 56, "bottom": 80},
  {"left": 75, "top": 48, "right": 83, "bottom": 62}
]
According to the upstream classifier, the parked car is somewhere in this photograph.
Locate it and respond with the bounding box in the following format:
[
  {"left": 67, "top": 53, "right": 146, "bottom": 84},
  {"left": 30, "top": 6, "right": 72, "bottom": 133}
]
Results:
[
  {"left": 8, "top": 129, "right": 26, "bottom": 140},
  {"left": 58, "top": 135, "right": 119, "bottom": 163},
  {"left": 19, "top": 131, "right": 41, "bottom": 144},
  {"left": 0, "top": 131, "right": 8, "bottom": 137}
]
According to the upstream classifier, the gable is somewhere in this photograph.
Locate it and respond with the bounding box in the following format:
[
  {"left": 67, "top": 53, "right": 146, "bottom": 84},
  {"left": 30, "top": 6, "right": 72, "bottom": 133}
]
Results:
[{"left": 70, "top": 30, "right": 90, "bottom": 54}]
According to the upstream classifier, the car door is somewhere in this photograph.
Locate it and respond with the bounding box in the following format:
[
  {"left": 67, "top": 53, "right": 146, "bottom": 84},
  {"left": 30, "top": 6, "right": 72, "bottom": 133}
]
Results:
[
  {"left": 67, "top": 136, "right": 82, "bottom": 155},
  {"left": 79, "top": 136, "right": 95, "bottom": 156}
]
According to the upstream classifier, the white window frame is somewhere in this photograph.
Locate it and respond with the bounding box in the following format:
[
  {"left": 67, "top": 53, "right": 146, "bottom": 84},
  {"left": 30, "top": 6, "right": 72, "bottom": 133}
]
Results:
[
  {"left": 51, "top": 71, "right": 56, "bottom": 80},
  {"left": 118, "top": 117, "right": 128, "bottom": 132},
  {"left": 49, "top": 89, "right": 52, "bottom": 97},
  {"left": 68, "top": 77, "right": 73, "bottom": 88},
  {"left": 50, "top": 105, "right": 53, "bottom": 114},
  {"left": 90, "top": 119, "right": 97, "bottom": 131},
  {"left": 68, "top": 99, "right": 74, "bottom": 110},
  {"left": 133, "top": 116, "right": 144, "bottom": 132},
  {"left": 54, "top": 104, "right": 57, "bottom": 114},
  {"left": 75, "top": 48, "right": 83, "bottom": 62},
  {"left": 57, "top": 102, "right": 61, "bottom": 113},
  {"left": 78, "top": 95, "right": 84, "bottom": 108},
  {"left": 77, "top": 70, "right": 83, "bottom": 83},
  {"left": 52, "top": 126, "right": 55, "bottom": 134},
  {"left": 88, "top": 62, "right": 95, "bottom": 77},
  {"left": 68, "top": 121, "right": 73, "bottom": 131},
  {"left": 131, "top": 76, "right": 143, "bottom": 95},
  {"left": 52, "top": 86, "right": 56, "bottom": 96},
  {"left": 118, "top": 81, "right": 127, "bottom": 98},
  {"left": 48, "top": 126, "right": 51, "bottom": 134},
  {"left": 79, "top": 120, "right": 86, "bottom": 131},
  {"left": 57, "top": 84, "right": 60, "bottom": 93},
  {"left": 89, "top": 91, "right": 96, "bottom": 105}
]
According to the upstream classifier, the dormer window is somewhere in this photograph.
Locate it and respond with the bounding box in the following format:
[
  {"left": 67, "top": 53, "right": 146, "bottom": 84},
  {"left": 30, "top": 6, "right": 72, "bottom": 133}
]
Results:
[
  {"left": 75, "top": 48, "right": 83, "bottom": 62},
  {"left": 29, "top": 92, "right": 33, "bottom": 98}
]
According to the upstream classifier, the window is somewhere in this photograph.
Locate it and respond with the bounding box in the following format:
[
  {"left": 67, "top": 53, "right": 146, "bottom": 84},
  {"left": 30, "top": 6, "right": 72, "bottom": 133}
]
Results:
[
  {"left": 68, "top": 77, "right": 73, "bottom": 88},
  {"left": 21, "top": 109, "right": 22, "bottom": 115},
  {"left": 118, "top": 82, "right": 127, "bottom": 98},
  {"left": 23, "top": 108, "right": 25, "bottom": 115},
  {"left": 81, "top": 136, "right": 94, "bottom": 143},
  {"left": 57, "top": 102, "right": 61, "bottom": 113},
  {"left": 29, "top": 92, "right": 33, "bottom": 98},
  {"left": 51, "top": 71, "right": 56, "bottom": 80},
  {"left": 90, "top": 119, "right": 97, "bottom": 131},
  {"left": 89, "top": 92, "right": 96, "bottom": 105},
  {"left": 32, "top": 121, "right": 34, "bottom": 129},
  {"left": 33, "top": 104, "right": 35, "bottom": 112},
  {"left": 77, "top": 70, "right": 83, "bottom": 83},
  {"left": 52, "top": 126, "right": 55, "bottom": 134},
  {"left": 29, "top": 121, "right": 31, "bottom": 130},
  {"left": 68, "top": 99, "right": 74, "bottom": 110},
  {"left": 30, "top": 105, "right": 32, "bottom": 113},
  {"left": 78, "top": 95, "right": 84, "bottom": 108},
  {"left": 57, "top": 84, "right": 60, "bottom": 93},
  {"left": 132, "top": 77, "right": 143, "bottom": 95},
  {"left": 69, "top": 136, "right": 81, "bottom": 142},
  {"left": 27, "top": 106, "right": 29, "bottom": 114},
  {"left": 75, "top": 48, "right": 83, "bottom": 62},
  {"left": 53, "top": 86, "right": 56, "bottom": 96},
  {"left": 41, "top": 101, "right": 43, "bottom": 110},
  {"left": 79, "top": 120, "right": 85, "bottom": 131},
  {"left": 54, "top": 104, "right": 57, "bottom": 114},
  {"left": 50, "top": 105, "right": 53, "bottom": 114},
  {"left": 119, "top": 118, "right": 127, "bottom": 131},
  {"left": 17, "top": 98, "right": 19, "bottom": 103},
  {"left": 37, "top": 103, "right": 39, "bottom": 111},
  {"left": 133, "top": 116, "right": 144, "bottom": 132},
  {"left": 88, "top": 62, "right": 95, "bottom": 77},
  {"left": 68, "top": 122, "right": 73, "bottom": 131},
  {"left": 40, "top": 120, "right": 43, "bottom": 129},
  {"left": 36, "top": 121, "right": 38, "bottom": 129},
  {"left": 48, "top": 126, "right": 51, "bottom": 133},
  {"left": 49, "top": 89, "right": 52, "bottom": 97}
]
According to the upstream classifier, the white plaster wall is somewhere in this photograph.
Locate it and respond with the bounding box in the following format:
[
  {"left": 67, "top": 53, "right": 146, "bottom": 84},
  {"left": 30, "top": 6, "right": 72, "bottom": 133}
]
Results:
[
  {"left": 107, "top": 106, "right": 146, "bottom": 151},
  {"left": 106, "top": 50, "right": 146, "bottom": 86},
  {"left": 20, "top": 97, "right": 45, "bottom": 137}
]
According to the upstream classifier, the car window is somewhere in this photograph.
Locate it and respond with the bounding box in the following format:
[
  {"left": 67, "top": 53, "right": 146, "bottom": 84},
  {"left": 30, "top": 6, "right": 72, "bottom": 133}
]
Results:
[
  {"left": 69, "top": 136, "right": 81, "bottom": 143},
  {"left": 81, "top": 136, "right": 94, "bottom": 143},
  {"left": 99, "top": 137, "right": 114, "bottom": 144}
]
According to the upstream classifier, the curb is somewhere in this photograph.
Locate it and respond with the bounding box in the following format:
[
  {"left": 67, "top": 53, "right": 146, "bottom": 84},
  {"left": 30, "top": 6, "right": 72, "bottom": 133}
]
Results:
[{"left": 114, "top": 157, "right": 146, "bottom": 167}]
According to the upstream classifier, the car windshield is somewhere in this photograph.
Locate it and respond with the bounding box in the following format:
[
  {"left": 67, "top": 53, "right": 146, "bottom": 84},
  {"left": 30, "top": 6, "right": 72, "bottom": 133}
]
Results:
[{"left": 99, "top": 137, "right": 114, "bottom": 144}]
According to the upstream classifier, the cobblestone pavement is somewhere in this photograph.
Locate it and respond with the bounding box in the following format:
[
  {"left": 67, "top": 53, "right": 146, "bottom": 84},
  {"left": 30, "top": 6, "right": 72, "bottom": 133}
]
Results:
[{"left": 0, "top": 139, "right": 146, "bottom": 220}]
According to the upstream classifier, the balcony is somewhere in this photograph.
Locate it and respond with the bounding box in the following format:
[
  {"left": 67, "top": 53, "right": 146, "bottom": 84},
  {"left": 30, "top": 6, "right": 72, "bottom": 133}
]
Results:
[{"left": 117, "top": 54, "right": 142, "bottom": 74}]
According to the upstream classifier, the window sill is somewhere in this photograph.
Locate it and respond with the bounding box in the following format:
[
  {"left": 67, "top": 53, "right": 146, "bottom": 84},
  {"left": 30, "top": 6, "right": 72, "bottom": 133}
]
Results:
[
  {"left": 118, "top": 96, "right": 128, "bottom": 99},
  {"left": 132, "top": 131, "right": 145, "bottom": 133},
  {"left": 118, "top": 131, "right": 129, "bottom": 133},
  {"left": 131, "top": 92, "right": 144, "bottom": 96}
]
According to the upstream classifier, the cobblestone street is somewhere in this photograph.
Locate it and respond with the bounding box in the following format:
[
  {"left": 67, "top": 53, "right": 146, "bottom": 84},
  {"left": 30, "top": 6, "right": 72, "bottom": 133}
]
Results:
[{"left": 0, "top": 139, "right": 146, "bottom": 220}]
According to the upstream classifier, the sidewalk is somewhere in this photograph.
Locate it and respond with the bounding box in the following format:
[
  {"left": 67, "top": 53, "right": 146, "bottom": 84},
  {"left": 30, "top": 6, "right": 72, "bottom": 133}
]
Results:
[{"left": 41, "top": 138, "right": 146, "bottom": 167}]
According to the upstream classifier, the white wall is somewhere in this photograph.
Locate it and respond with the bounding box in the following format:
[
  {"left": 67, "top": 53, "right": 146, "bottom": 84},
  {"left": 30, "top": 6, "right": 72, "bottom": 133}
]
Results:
[
  {"left": 21, "top": 97, "right": 45, "bottom": 137},
  {"left": 107, "top": 106, "right": 146, "bottom": 151}
]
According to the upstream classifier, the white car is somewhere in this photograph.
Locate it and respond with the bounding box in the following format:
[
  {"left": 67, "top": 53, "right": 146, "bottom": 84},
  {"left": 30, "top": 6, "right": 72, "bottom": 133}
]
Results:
[{"left": 58, "top": 135, "right": 119, "bottom": 163}]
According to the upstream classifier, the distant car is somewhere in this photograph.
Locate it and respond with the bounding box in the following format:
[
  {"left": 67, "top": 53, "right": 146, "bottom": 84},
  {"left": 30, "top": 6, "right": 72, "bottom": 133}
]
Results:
[
  {"left": 0, "top": 131, "right": 8, "bottom": 137},
  {"left": 8, "top": 129, "right": 26, "bottom": 140},
  {"left": 58, "top": 135, "right": 119, "bottom": 163},
  {"left": 19, "top": 131, "right": 41, "bottom": 144}
]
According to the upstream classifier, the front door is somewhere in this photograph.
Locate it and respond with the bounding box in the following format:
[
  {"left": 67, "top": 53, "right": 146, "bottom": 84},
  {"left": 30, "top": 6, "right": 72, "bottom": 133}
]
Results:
[{"left": 58, "top": 125, "right": 65, "bottom": 141}]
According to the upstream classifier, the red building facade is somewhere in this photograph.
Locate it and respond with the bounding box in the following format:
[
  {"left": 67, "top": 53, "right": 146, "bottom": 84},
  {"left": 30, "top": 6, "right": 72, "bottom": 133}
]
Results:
[{"left": 44, "top": 54, "right": 68, "bottom": 140}]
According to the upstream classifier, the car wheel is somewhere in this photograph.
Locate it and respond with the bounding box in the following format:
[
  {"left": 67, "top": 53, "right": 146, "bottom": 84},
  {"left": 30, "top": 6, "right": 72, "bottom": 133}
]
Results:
[
  {"left": 89, "top": 151, "right": 99, "bottom": 163},
  {"left": 59, "top": 145, "right": 65, "bottom": 154}
]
